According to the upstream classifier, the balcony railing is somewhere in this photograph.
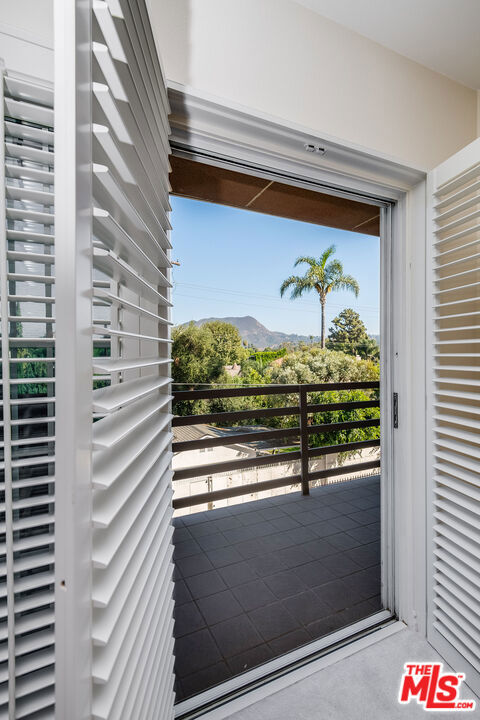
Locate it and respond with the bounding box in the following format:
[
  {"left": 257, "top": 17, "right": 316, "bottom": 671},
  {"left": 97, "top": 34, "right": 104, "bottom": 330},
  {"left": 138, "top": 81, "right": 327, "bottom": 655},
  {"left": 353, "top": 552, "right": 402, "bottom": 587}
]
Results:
[{"left": 172, "top": 381, "right": 380, "bottom": 510}]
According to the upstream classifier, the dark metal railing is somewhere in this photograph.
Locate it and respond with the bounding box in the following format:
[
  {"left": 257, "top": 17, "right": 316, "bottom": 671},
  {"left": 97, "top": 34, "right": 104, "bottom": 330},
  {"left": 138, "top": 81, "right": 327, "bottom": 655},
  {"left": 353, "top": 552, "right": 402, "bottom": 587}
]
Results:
[{"left": 172, "top": 381, "right": 380, "bottom": 509}]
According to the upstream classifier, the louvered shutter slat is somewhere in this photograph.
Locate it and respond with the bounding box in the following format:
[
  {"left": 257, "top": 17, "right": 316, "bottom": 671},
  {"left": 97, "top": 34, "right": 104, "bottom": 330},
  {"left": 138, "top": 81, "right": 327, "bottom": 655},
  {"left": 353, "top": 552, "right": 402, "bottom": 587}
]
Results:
[
  {"left": 92, "top": 375, "right": 170, "bottom": 413},
  {"left": 5, "top": 142, "right": 53, "bottom": 167},
  {"left": 88, "top": 2, "right": 175, "bottom": 717},
  {"left": 92, "top": 469, "right": 172, "bottom": 610},
  {"left": 92, "top": 417, "right": 172, "bottom": 491},
  {"left": 434, "top": 562, "right": 480, "bottom": 608},
  {"left": 434, "top": 544, "right": 480, "bottom": 586},
  {"left": 92, "top": 469, "right": 172, "bottom": 572},
  {"left": 1, "top": 66, "right": 56, "bottom": 718},
  {"left": 93, "top": 448, "right": 172, "bottom": 525},
  {"left": 92, "top": 394, "right": 172, "bottom": 449},
  {"left": 93, "top": 210, "right": 170, "bottom": 279},
  {"left": 92, "top": 522, "right": 173, "bottom": 647},
  {"left": 429, "top": 145, "right": 480, "bottom": 695},
  {"left": 92, "top": 355, "right": 171, "bottom": 373}
]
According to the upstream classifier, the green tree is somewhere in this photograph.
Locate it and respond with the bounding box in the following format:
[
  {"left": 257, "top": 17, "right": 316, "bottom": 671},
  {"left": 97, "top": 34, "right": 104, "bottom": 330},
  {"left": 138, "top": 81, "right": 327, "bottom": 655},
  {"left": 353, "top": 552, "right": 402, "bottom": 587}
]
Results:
[
  {"left": 172, "top": 323, "right": 220, "bottom": 385},
  {"left": 267, "top": 346, "right": 379, "bottom": 385},
  {"left": 280, "top": 245, "right": 359, "bottom": 348},
  {"left": 202, "top": 320, "right": 248, "bottom": 366},
  {"left": 172, "top": 345, "right": 380, "bottom": 468},
  {"left": 266, "top": 347, "right": 379, "bottom": 457},
  {"left": 327, "top": 308, "right": 379, "bottom": 360},
  {"left": 358, "top": 336, "right": 380, "bottom": 362},
  {"left": 15, "top": 347, "right": 48, "bottom": 396},
  {"left": 172, "top": 321, "right": 248, "bottom": 387}
]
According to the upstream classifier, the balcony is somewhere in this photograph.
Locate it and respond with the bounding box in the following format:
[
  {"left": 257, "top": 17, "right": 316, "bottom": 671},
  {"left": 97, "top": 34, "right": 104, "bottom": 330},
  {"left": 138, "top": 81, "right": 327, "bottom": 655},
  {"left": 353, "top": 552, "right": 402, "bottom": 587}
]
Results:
[{"left": 171, "top": 382, "right": 382, "bottom": 703}]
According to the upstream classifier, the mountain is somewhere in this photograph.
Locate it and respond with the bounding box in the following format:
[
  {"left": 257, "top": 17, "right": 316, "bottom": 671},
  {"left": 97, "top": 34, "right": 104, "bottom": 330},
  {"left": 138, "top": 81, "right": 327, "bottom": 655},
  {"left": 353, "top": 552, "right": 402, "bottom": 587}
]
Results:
[{"left": 187, "top": 315, "right": 319, "bottom": 349}]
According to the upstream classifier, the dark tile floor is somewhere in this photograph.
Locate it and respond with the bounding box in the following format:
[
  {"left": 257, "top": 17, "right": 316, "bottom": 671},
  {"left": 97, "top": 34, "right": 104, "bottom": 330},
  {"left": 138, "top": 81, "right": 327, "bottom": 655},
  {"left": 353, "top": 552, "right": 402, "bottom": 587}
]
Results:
[{"left": 173, "top": 475, "right": 381, "bottom": 703}]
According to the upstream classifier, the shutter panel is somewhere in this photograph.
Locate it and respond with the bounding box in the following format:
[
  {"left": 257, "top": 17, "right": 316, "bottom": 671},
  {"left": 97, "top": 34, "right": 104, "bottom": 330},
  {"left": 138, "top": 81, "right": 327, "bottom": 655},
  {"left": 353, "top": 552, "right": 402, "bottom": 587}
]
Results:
[
  {"left": 55, "top": 0, "right": 175, "bottom": 718},
  {"left": 90, "top": 3, "right": 174, "bottom": 717},
  {"left": 428, "top": 137, "right": 480, "bottom": 696},
  {"left": 0, "top": 69, "right": 55, "bottom": 718}
]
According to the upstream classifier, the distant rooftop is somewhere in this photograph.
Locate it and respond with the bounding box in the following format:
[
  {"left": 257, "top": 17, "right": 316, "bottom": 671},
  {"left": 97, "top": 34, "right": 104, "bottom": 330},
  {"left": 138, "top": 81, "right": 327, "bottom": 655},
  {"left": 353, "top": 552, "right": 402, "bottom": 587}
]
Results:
[
  {"left": 173, "top": 423, "right": 300, "bottom": 452},
  {"left": 173, "top": 424, "right": 221, "bottom": 444}
]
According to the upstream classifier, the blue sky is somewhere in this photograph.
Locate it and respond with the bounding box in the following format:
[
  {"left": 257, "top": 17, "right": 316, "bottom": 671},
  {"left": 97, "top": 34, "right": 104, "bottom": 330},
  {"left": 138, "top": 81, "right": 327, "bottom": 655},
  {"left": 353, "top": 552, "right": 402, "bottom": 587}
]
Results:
[{"left": 171, "top": 196, "right": 380, "bottom": 337}]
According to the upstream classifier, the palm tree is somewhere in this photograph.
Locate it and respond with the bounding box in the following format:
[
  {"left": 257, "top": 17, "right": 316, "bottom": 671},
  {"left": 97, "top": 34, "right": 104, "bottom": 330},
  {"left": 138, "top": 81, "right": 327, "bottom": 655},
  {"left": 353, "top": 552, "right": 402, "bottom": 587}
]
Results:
[{"left": 280, "top": 245, "right": 359, "bottom": 349}]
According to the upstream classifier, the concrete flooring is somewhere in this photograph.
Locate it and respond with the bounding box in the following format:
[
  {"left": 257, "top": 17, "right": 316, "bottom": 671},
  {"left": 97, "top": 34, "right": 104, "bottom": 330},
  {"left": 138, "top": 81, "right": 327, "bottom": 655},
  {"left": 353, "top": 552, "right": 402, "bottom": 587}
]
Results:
[
  {"left": 223, "top": 626, "right": 480, "bottom": 720},
  {"left": 173, "top": 475, "right": 381, "bottom": 702}
]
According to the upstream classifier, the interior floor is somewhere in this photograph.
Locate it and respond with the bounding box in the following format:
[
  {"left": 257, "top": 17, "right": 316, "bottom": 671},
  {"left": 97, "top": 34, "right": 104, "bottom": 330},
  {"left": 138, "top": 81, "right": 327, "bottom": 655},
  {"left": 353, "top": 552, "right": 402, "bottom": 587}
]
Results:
[{"left": 221, "top": 626, "right": 480, "bottom": 720}]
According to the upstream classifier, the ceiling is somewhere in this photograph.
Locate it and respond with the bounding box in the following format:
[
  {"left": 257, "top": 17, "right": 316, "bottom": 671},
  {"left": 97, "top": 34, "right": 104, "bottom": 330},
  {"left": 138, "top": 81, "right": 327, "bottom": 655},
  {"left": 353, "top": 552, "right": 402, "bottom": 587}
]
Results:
[
  {"left": 170, "top": 156, "right": 380, "bottom": 236},
  {"left": 294, "top": 0, "right": 480, "bottom": 89}
]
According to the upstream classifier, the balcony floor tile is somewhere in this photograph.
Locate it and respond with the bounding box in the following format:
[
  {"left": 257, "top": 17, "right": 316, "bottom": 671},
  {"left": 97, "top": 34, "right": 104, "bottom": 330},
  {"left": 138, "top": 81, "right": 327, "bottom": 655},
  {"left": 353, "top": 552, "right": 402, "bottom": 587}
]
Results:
[
  {"left": 196, "top": 589, "right": 244, "bottom": 625},
  {"left": 231, "top": 579, "right": 278, "bottom": 612},
  {"left": 174, "top": 601, "right": 206, "bottom": 638},
  {"left": 247, "top": 552, "right": 287, "bottom": 578},
  {"left": 248, "top": 601, "right": 299, "bottom": 642},
  {"left": 226, "top": 643, "right": 274, "bottom": 675},
  {"left": 185, "top": 569, "right": 227, "bottom": 599},
  {"left": 218, "top": 560, "right": 258, "bottom": 588},
  {"left": 174, "top": 475, "right": 381, "bottom": 704},
  {"left": 210, "top": 614, "right": 264, "bottom": 658},
  {"left": 205, "top": 545, "right": 243, "bottom": 568}
]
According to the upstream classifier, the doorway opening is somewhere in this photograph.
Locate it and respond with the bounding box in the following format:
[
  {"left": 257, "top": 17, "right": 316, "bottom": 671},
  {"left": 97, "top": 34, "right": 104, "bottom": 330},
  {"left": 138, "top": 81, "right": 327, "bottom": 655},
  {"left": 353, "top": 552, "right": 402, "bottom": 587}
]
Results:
[{"left": 169, "top": 154, "right": 392, "bottom": 709}]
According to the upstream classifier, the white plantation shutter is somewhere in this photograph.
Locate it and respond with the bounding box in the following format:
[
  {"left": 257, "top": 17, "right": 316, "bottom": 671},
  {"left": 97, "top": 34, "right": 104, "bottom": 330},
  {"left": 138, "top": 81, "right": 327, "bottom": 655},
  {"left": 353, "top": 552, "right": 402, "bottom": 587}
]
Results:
[
  {"left": 0, "top": 69, "right": 55, "bottom": 718},
  {"left": 428, "top": 137, "right": 480, "bottom": 696},
  {"left": 89, "top": 1, "right": 174, "bottom": 712},
  {"left": 55, "top": 0, "right": 174, "bottom": 718}
]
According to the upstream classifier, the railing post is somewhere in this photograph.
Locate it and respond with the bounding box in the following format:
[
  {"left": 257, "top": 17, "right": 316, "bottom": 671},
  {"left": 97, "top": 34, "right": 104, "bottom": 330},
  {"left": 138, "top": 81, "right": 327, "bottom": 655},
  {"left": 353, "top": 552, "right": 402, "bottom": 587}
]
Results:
[{"left": 299, "top": 385, "right": 310, "bottom": 496}]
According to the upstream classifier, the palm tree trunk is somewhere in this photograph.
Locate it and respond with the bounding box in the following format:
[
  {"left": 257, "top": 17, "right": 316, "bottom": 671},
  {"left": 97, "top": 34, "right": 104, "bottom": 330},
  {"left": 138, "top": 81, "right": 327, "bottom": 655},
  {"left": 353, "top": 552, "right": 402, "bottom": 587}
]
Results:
[{"left": 320, "top": 298, "right": 326, "bottom": 349}]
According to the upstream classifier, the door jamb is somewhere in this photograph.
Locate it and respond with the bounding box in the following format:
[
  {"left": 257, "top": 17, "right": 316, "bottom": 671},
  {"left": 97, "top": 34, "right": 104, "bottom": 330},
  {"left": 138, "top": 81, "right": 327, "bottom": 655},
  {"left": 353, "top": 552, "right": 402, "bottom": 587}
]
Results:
[{"left": 168, "top": 81, "right": 428, "bottom": 705}]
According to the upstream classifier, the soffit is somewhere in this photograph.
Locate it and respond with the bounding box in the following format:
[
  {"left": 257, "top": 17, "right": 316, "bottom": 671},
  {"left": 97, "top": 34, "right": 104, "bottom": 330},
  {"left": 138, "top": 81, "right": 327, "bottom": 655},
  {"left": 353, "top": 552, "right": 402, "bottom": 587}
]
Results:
[{"left": 170, "top": 155, "right": 380, "bottom": 236}]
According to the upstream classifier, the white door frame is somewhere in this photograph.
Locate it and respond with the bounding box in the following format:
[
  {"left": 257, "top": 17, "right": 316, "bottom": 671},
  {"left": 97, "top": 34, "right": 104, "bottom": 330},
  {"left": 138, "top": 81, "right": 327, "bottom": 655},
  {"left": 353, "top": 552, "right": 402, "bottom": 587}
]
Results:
[{"left": 168, "top": 82, "right": 429, "bottom": 711}]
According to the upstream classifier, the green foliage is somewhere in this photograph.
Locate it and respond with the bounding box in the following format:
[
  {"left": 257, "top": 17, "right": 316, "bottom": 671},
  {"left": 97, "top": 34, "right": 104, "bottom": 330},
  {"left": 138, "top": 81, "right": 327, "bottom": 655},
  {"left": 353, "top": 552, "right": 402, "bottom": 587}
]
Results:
[
  {"left": 249, "top": 348, "right": 287, "bottom": 364},
  {"left": 358, "top": 336, "right": 380, "bottom": 362},
  {"left": 14, "top": 348, "right": 48, "bottom": 396},
  {"left": 265, "top": 348, "right": 379, "bottom": 456},
  {"left": 172, "top": 323, "right": 220, "bottom": 385},
  {"left": 307, "top": 388, "right": 380, "bottom": 455},
  {"left": 203, "top": 320, "right": 249, "bottom": 366},
  {"left": 279, "top": 246, "right": 359, "bottom": 304},
  {"left": 241, "top": 348, "right": 287, "bottom": 377},
  {"left": 238, "top": 365, "right": 265, "bottom": 385},
  {"left": 327, "top": 308, "right": 379, "bottom": 360},
  {"left": 172, "top": 321, "right": 249, "bottom": 413},
  {"left": 173, "top": 346, "right": 379, "bottom": 459},
  {"left": 267, "top": 346, "right": 379, "bottom": 385}
]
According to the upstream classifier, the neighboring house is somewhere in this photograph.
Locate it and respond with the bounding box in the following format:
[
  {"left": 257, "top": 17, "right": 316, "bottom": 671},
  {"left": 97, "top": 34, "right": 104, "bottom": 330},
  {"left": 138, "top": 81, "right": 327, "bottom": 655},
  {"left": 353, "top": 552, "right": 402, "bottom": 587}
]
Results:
[
  {"left": 172, "top": 423, "right": 255, "bottom": 473},
  {"left": 173, "top": 424, "right": 380, "bottom": 515},
  {"left": 224, "top": 362, "right": 242, "bottom": 377}
]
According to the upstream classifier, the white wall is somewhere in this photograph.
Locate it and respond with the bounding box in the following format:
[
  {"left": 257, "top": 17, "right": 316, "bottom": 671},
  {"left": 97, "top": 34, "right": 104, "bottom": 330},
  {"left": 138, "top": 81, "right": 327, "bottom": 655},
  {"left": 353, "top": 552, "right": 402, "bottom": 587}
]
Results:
[
  {"left": 0, "top": 0, "right": 53, "bottom": 80},
  {"left": 3, "top": 0, "right": 477, "bottom": 168},
  {"left": 173, "top": 444, "right": 252, "bottom": 470},
  {"left": 149, "top": 0, "right": 478, "bottom": 169},
  {"left": 173, "top": 448, "right": 380, "bottom": 516}
]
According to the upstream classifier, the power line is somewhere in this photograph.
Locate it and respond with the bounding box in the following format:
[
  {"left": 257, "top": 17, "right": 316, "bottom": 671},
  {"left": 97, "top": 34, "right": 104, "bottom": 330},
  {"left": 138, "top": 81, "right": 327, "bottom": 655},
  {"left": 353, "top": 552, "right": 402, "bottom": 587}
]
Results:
[
  {"left": 173, "top": 291, "right": 380, "bottom": 318},
  {"left": 173, "top": 281, "right": 380, "bottom": 312}
]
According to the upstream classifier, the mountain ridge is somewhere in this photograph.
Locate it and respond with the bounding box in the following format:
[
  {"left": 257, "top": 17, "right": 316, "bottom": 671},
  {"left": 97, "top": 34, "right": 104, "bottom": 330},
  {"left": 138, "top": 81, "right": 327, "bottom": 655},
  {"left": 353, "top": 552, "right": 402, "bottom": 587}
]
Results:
[{"left": 185, "top": 315, "right": 320, "bottom": 349}]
